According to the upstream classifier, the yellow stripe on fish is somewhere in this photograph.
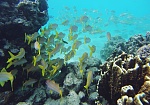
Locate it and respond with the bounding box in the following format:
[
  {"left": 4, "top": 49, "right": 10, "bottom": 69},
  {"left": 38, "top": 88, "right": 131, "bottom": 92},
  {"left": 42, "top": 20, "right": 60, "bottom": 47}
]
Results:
[{"left": 84, "top": 70, "right": 93, "bottom": 94}]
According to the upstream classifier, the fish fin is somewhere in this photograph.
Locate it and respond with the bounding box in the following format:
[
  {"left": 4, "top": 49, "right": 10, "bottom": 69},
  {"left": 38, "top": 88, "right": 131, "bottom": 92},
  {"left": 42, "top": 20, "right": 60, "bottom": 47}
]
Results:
[
  {"left": 59, "top": 90, "right": 62, "bottom": 97},
  {"left": 38, "top": 65, "right": 45, "bottom": 76},
  {"left": 88, "top": 45, "right": 93, "bottom": 57},
  {"left": 27, "top": 36, "right": 32, "bottom": 45},
  {"left": 38, "top": 49, "right": 40, "bottom": 55},
  {"left": 84, "top": 85, "right": 89, "bottom": 95},
  {"left": 7, "top": 51, "right": 15, "bottom": 63},
  {"left": 1, "top": 68, "right": 7, "bottom": 72},
  {"left": 80, "top": 69, "right": 84, "bottom": 78},
  {"left": 0, "top": 72, "right": 14, "bottom": 91},
  {"left": 33, "top": 56, "right": 36, "bottom": 66},
  {"left": 6, "top": 61, "right": 13, "bottom": 69},
  {"left": 0, "top": 82, "right": 5, "bottom": 87},
  {"left": 48, "top": 52, "right": 52, "bottom": 61},
  {"left": 49, "top": 90, "right": 53, "bottom": 94}
]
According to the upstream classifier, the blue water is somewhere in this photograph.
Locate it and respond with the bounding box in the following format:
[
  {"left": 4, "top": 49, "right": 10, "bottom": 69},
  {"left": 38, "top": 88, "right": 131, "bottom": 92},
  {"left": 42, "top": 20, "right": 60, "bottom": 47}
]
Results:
[
  {"left": 47, "top": 0, "right": 150, "bottom": 38},
  {"left": 45, "top": 0, "right": 150, "bottom": 61}
]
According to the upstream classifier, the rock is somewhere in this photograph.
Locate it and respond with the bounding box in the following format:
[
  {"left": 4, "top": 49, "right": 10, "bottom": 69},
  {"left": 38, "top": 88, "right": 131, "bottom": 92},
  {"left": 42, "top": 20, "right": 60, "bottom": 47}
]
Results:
[
  {"left": 63, "top": 72, "right": 83, "bottom": 92},
  {"left": 85, "top": 57, "right": 102, "bottom": 68},
  {"left": 66, "top": 90, "right": 80, "bottom": 105},
  {"left": 44, "top": 97, "right": 67, "bottom": 105},
  {"left": 100, "top": 35, "right": 126, "bottom": 60},
  {"left": 0, "top": 0, "right": 49, "bottom": 40},
  {"left": 17, "top": 102, "right": 32, "bottom": 105},
  {"left": 26, "top": 86, "right": 46, "bottom": 104},
  {"left": 136, "top": 44, "right": 150, "bottom": 59},
  {"left": 78, "top": 91, "right": 85, "bottom": 99},
  {"left": 89, "top": 92, "right": 98, "bottom": 101}
]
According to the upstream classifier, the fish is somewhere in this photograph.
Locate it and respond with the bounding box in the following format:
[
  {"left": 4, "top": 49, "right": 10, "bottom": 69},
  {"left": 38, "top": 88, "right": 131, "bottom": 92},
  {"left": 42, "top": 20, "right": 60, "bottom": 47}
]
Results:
[
  {"left": 64, "top": 50, "right": 75, "bottom": 62},
  {"left": 60, "top": 46, "right": 71, "bottom": 54},
  {"left": 7, "top": 58, "right": 27, "bottom": 69},
  {"left": 61, "top": 20, "right": 69, "bottom": 26},
  {"left": 83, "top": 25, "right": 92, "bottom": 32},
  {"left": 47, "top": 43, "right": 64, "bottom": 59},
  {"left": 25, "top": 33, "right": 32, "bottom": 45},
  {"left": 68, "top": 33, "right": 74, "bottom": 41},
  {"left": 84, "top": 36, "right": 91, "bottom": 44},
  {"left": 50, "top": 64, "right": 60, "bottom": 77},
  {"left": 70, "top": 25, "right": 78, "bottom": 33},
  {"left": 7, "top": 48, "right": 25, "bottom": 63},
  {"left": 31, "top": 32, "right": 40, "bottom": 41},
  {"left": 50, "top": 59, "right": 64, "bottom": 76},
  {"left": 49, "top": 58, "right": 62, "bottom": 67},
  {"left": 79, "top": 52, "right": 88, "bottom": 77},
  {"left": 46, "top": 79, "right": 62, "bottom": 97},
  {"left": 23, "top": 79, "right": 37, "bottom": 87},
  {"left": 72, "top": 40, "right": 82, "bottom": 51},
  {"left": 62, "top": 39, "right": 68, "bottom": 44},
  {"left": 84, "top": 70, "right": 93, "bottom": 94},
  {"left": 64, "top": 6, "right": 70, "bottom": 10},
  {"left": 58, "top": 32, "right": 65, "bottom": 40},
  {"left": 55, "top": 31, "right": 65, "bottom": 40},
  {"left": 34, "top": 40, "right": 41, "bottom": 55},
  {"left": 47, "top": 35, "right": 55, "bottom": 45},
  {"left": 88, "top": 45, "right": 96, "bottom": 57},
  {"left": 49, "top": 23, "right": 58, "bottom": 30},
  {"left": 26, "top": 64, "right": 41, "bottom": 75},
  {"left": 72, "top": 34, "right": 78, "bottom": 41},
  {"left": 0, "top": 68, "right": 14, "bottom": 91},
  {"left": 80, "top": 15, "right": 89, "bottom": 23},
  {"left": 38, "top": 59, "right": 48, "bottom": 76},
  {"left": 38, "top": 37, "right": 47, "bottom": 44},
  {"left": 106, "top": 32, "right": 111, "bottom": 41},
  {"left": 32, "top": 55, "right": 42, "bottom": 66},
  {"left": 24, "top": 32, "right": 39, "bottom": 45},
  {"left": 49, "top": 15, "right": 54, "bottom": 18},
  {"left": 10, "top": 69, "right": 18, "bottom": 78},
  {"left": 79, "top": 52, "right": 88, "bottom": 63}
]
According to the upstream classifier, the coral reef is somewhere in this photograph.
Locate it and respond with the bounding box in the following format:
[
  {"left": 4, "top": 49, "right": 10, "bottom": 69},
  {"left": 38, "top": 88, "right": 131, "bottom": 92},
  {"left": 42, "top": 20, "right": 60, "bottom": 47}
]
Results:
[
  {"left": 100, "top": 32, "right": 150, "bottom": 61},
  {"left": 0, "top": 0, "right": 49, "bottom": 40},
  {"left": 96, "top": 52, "right": 150, "bottom": 105},
  {"left": 136, "top": 44, "right": 150, "bottom": 59},
  {"left": 100, "top": 35, "right": 126, "bottom": 60},
  {"left": 0, "top": 0, "right": 49, "bottom": 69}
]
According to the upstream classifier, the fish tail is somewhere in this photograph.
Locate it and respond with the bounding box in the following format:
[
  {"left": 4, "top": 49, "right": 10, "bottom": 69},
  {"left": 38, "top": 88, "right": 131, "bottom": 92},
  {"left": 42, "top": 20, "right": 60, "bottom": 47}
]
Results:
[
  {"left": 59, "top": 90, "right": 62, "bottom": 97},
  {"left": 33, "top": 56, "right": 36, "bottom": 66},
  {"left": 80, "top": 69, "right": 84, "bottom": 78},
  {"left": 79, "top": 57, "right": 82, "bottom": 63},
  {"left": 38, "top": 49, "right": 40, "bottom": 55},
  {"left": 6, "top": 61, "right": 13, "bottom": 69},
  {"left": 7, "top": 51, "right": 15, "bottom": 63},
  {"left": 90, "top": 52, "right": 93, "bottom": 57},
  {"left": 84, "top": 85, "right": 89, "bottom": 94},
  {"left": 0, "top": 81, "right": 5, "bottom": 87},
  {"left": 84, "top": 85, "right": 87, "bottom": 90},
  {"left": 27, "top": 36, "right": 32, "bottom": 45},
  {"left": 88, "top": 45, "right": 93, "bottom": 57},
  {"left": 73, "top": 49, "right": 76, "bottom": 55},
  {"left": 38, "top": 65, "right": 45, "bottom": 76}
]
